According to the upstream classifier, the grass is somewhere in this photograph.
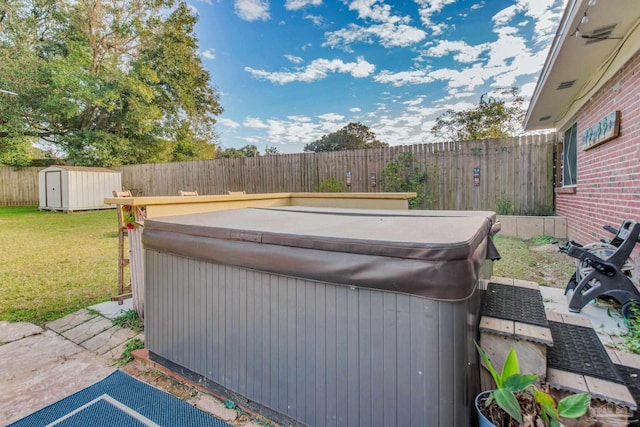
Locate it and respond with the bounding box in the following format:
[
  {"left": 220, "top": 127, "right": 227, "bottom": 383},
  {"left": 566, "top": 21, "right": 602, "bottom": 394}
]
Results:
[
  {"left": 112, "top": 309, "right": 144, "bottom": 333},
  {"left": 0, "top": 206, "right": 119, "bottom": 325},
  {"left": 492, "top": 234, "right": 576, "bottom": 287},
  {"left": 118, "top": 337, "right": 145, "bottom": 366}
]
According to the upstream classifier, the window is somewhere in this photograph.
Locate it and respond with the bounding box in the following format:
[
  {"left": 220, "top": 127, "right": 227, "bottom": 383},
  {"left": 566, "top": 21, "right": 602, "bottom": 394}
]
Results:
[{"left": 563, "top": 123, "right": 577, "bottom": 186}]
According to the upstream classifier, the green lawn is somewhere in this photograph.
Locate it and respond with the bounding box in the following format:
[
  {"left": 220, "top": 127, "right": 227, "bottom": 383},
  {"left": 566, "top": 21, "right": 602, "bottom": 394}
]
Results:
[
  {"left": 0, "top": 207, "right": 120, "bottom": 325},
  {"left": 492, "top": 234, "right": 575, "bottom": 287}
]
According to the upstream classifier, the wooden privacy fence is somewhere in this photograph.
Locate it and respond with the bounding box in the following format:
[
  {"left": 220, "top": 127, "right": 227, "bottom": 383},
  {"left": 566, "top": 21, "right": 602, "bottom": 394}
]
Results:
[
  {"left": 0, "top": 166, "right": 39, "bottom": 206},
  {"left": 0, "top": 133, "right": 558, "bottom": 215}
]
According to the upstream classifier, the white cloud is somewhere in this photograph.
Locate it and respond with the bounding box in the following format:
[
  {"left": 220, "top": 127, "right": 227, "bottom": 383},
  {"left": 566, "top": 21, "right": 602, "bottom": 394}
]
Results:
[
  {"left": 471, "top": 2, "right": 484, "bottom": 10},
  {"left": 219, "top": 118, "right": 240, "bottom": 128},
  {"left": 493, "top": 0, "right": 564, "bottom": 43},
  {"left": 493, "top": 5, "right": 518, "bottom": 25},
  {"left": 234, "top": 0, "right": 270, "bottom": 22},
  {"left": 322, "top": 1, "right": 425, "bottom": 51},
  {"left": 285, "top": 0, "right": 322, "bottom": 10},
  {"left": 288, "top": 115, "right": 312, "bottom": 122},
  {"left": 324, "top": 22, "right": 425, "bottom": 51},
  {"left": 424, "top": 40, "right": 489, "bottom": 63},
  {"left": 403, "top": 97, "right": 424, "bottom": 106},
  {"left": 245, "top": 56, "right": 375, "bottom": 84},
  {"left": 413, "top": 0, "right": 456, "bottom": 31},
  {"left": 284, "top": 54, "right": 304, "bottom": 64},
  {"left": 304, "top": 14, "right": 324, "bottom": 26},
  {"left": 374, "top": 69, "right": 433, "bottom": 87},
  {"left": 199, "top": 48, "right": 216, "bottom": 60},
  {"left": 373, "top": 0, "right": 562, "bottom": 93},
  {"left": 243, "top": 117, "right": 270, "bottom": 128},
  {"left": 348, "top": 0, "right": 404, "bottom": 24},
  {"left": 349, "top": 107, "right": 361, "bottom": 112},
  {"left": 317, "top": 113, "right": 344, "bottom": 121}
]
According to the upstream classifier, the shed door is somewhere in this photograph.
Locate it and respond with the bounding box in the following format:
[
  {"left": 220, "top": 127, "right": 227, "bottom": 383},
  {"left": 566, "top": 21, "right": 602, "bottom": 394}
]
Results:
[{"left": 45, "top": 171, "right": 62, "bottom": 208}]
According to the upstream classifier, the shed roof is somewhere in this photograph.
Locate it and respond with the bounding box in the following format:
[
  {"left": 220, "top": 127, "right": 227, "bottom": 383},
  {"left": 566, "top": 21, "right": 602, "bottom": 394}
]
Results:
[{"left": 40, "top": 165, "right": 119, "bottom": 173}]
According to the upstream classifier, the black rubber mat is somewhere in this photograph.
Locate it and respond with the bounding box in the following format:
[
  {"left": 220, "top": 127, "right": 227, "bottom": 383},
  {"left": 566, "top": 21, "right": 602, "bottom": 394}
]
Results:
[
  {"left": 547, "top": 321, "right": 623, "bottom": 383},
  {"left": 481, "top": 282, "right": 549, "bottom": 327},
  {"left": 615, "top": 364, "right": 640, "bottom": 425}
]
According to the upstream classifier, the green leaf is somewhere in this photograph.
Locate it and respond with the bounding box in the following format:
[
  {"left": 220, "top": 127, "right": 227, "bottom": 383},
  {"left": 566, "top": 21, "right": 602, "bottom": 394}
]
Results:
[
  {"left": 484, "top": 393, "right": 495, "bottom": 407},
  {"left": 504, "top": 373, "right": 537, "bottom": 391},
  {"left": 558, "top": 393, "right": 591, "bottom": 418},
  {"left": 550, "top": 419, "right": 561, "bottom": 427},
  {"left": 533, "top": 388, "right": 559, "bottom": 420},
  {"left": 501, "top": 347, "right": 521, "bottom": 381},
  {"left": 493, "top": 388, "right": 523, "bottom": 424},
  {"left": 475, "top": 342, "right": 502, "bottom": 388}
]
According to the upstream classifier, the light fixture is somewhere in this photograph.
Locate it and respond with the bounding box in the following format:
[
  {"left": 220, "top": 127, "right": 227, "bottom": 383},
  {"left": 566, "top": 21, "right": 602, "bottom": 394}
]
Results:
[
  {"left": 581, "top": 13, "right": 589, "bottom": 24},
  {"left": 588, "top": 0, "right": 596, "bottom": 6},
  {"left": 574, "top": 29, "right": 581, "bottom": 37}
]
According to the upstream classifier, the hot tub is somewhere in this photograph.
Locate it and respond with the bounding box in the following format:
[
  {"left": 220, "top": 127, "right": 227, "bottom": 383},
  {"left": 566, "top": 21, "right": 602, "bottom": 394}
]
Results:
[{"left": 142, "top": 207, "right": 500, "bottom": 426}]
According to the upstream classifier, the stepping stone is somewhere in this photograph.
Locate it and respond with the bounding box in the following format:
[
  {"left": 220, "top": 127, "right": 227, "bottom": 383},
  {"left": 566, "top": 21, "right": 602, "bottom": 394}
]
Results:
[
  {"left": 82, "top": 325, "right": 138, "bottom": 355},
  {"left": 0, "top": 321, "right": 43, "bottom": 344},
  {"left": 46, "top": 309, "right": 97, "bottom": 334},
  {"left": 102, "top": 333, "right": 144, "bottom": 362},
  {"left": 61, "top": 316, "right": 113, "bottom": 345}
]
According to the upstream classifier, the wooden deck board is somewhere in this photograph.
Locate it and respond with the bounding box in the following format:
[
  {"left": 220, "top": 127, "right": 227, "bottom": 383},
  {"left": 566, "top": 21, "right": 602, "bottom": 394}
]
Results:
[{"left": 514, "top": 322, "right": 553, "bottom": 346}]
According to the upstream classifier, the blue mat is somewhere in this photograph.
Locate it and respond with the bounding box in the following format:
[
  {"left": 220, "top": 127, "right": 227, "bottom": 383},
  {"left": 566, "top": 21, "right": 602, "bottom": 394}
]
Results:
[{"left": 9, "top": 370, "right": 231, "bottom": 427}]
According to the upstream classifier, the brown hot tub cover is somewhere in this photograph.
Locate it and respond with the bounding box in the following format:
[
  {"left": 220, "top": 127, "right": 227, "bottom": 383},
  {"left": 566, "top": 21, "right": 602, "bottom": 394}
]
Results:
[{"left": 142, "top": 207, "right": 500, "bottom": 301}]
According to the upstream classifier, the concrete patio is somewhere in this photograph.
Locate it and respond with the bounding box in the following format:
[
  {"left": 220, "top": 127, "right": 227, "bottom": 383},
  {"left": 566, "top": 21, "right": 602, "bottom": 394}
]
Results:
[{"left": 0, "top": 301, "right": 267, "bottom": 427}]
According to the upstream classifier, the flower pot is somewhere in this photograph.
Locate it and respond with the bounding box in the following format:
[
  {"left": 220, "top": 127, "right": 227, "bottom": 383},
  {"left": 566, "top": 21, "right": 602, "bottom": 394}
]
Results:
[{"left": 476, "top": 390, "right": 497, "bottom": 427}]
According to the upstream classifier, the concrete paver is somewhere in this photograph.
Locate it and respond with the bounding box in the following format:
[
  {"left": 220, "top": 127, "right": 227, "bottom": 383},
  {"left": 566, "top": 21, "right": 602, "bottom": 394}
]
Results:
[
  {"left": 102, "top": 333, "right": 144, "bottom": 361},
  {"left": 88, "top": 299, "right": 134, "bottom": 320},
  {"left": 193, "top": 394, "right": 238, "bottom": 423},
  {"left": 60, "top": 315, "right": 113, "bottom": 344},
  {"left": 82, "top": 325, "right": 138, "bottom": 355},
  {"left": 0, "top": 321, "right": 43, "bottom": 343},
  {"left": 540, "top": 286, "right": 628, "bottom": 336},
  {"left": 0, "top": 330, "right": 115, "bottom": 425},
  {"left": 46, "top": 309, "right": 97, "bottom": 334}
]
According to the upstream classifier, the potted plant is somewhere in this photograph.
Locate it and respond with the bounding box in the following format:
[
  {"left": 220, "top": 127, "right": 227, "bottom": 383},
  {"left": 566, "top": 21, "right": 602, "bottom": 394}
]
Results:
[{"left": 475, "top": 343, "right": 590, "bottom": 427}]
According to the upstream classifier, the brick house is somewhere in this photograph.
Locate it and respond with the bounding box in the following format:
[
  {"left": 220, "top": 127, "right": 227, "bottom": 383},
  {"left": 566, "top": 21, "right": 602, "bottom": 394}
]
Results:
[{"left": 524, "top": 0, "right": 640, "bottom": 261}]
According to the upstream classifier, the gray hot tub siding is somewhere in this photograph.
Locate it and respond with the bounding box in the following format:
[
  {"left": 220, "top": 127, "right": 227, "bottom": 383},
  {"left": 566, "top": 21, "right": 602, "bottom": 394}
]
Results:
[{"left": 143, "top": 208, "right": 496, "bottom": 427}]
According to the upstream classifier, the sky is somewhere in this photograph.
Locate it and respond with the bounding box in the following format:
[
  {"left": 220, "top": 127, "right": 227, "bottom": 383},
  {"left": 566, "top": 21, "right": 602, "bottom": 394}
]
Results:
[{"left": 188, "top": 0, "right": 566, "bottom": 153}]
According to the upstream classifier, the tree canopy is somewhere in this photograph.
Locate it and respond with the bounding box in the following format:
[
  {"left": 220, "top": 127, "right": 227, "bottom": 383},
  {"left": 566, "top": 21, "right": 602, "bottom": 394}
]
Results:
[
  {"left": 430, "top": 87, "right": 525, "bottom": 142},
  {"left": 0, "top": 0, "right": 222, "bottom": 166},
  {"left": 217, "top": 144, "right": 260, "bottom": 158},
  {"left": 304, "top": 122, "right": 388, "bottom": 152}
]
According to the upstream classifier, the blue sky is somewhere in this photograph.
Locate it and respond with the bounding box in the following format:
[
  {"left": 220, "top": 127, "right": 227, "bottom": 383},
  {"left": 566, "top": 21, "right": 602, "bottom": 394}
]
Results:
[{"left": 189, "top": 0, "right": 565, "bottom": 153}]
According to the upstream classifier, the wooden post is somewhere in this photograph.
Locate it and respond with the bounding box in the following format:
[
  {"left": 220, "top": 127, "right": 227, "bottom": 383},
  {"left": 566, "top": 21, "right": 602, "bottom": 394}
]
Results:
[{"left": 111, "top": 190, "right": 132, "bottom": 304}]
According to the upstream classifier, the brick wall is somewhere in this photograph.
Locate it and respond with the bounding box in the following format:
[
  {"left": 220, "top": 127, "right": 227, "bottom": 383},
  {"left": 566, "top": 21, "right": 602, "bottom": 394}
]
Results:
[{"left": 556, "top": 49, "right": 640, "bottom": 262}]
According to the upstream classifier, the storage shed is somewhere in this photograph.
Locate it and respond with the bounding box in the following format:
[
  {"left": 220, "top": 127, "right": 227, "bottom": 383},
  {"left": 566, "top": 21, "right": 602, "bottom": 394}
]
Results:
[
  {"left": 38, "top": 166, "right": 121, "bottom": 212},
  {"left": 142, "top": 206, "right": 500, "bottom": 427}
]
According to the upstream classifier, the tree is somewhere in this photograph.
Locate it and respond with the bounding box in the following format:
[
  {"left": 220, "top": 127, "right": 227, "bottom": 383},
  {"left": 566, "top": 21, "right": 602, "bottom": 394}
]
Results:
[
  {"left": 0, "top": 0, "right": 222, "bottom": 166},
  {"left": 216, "top": 144, "right": 258, "bottom": 158},
  {"left": 304, "top": 122, "right": 388, "bottom": 152},
  {"left": 264, "top": 146, "right": 280, "bottom": 156},
  {"left": 240, "top": 144, "right": 259, "bottom": 157},
  {"left": 431, "top": 87, "right": 525, "bottom": 142},
  {"left": 380, "top": 153, "right": 429, "bottom": 209}
]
